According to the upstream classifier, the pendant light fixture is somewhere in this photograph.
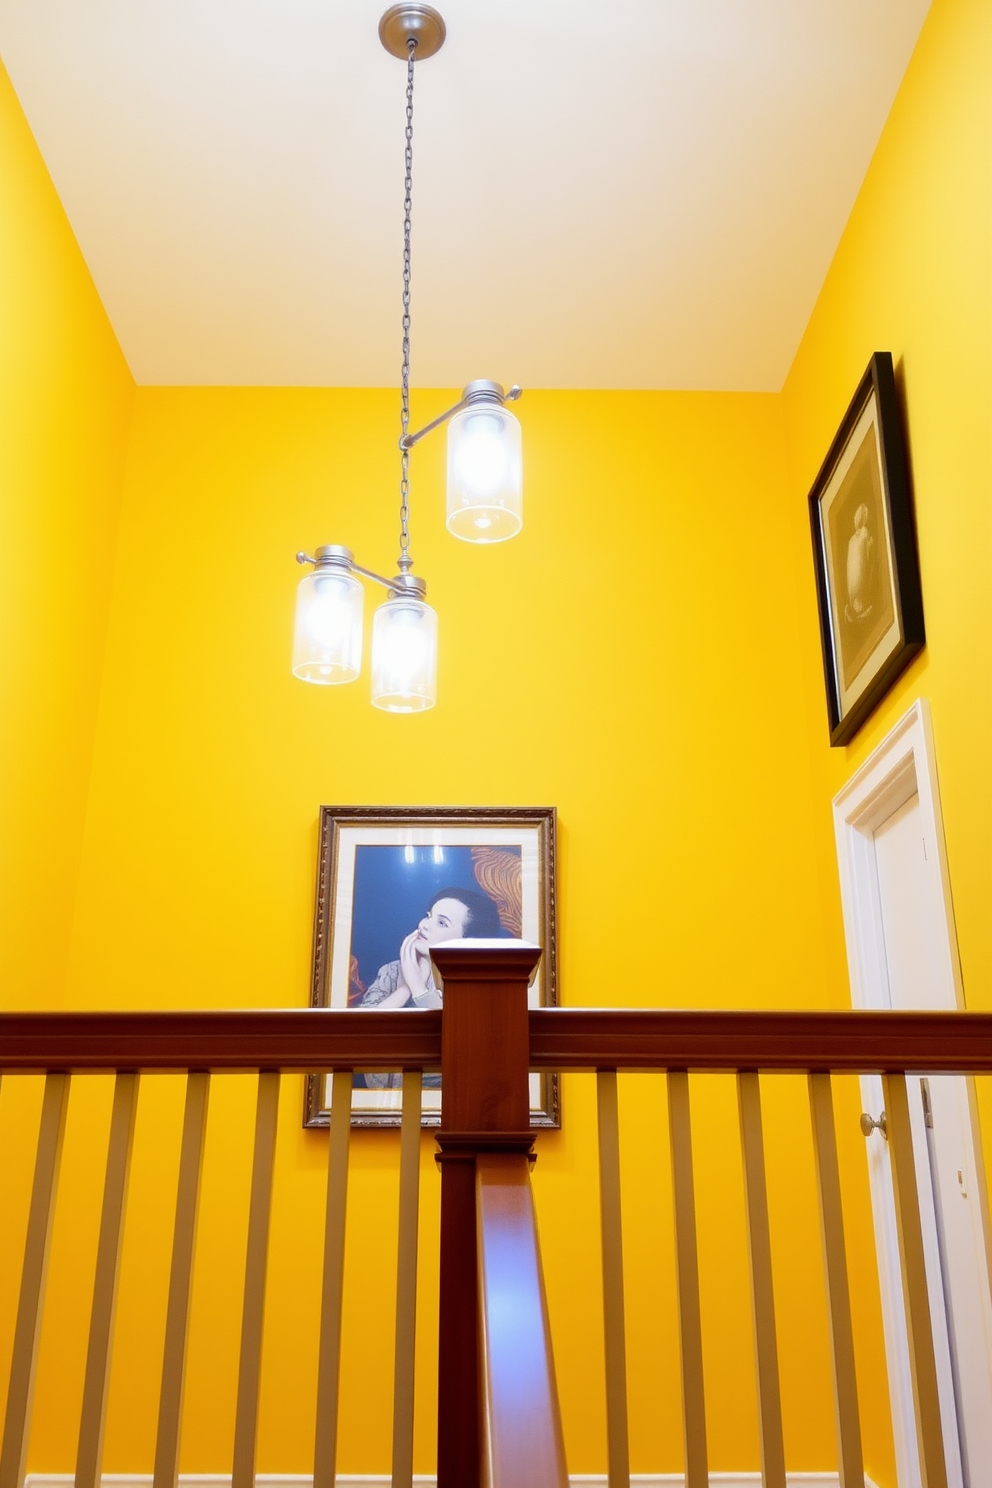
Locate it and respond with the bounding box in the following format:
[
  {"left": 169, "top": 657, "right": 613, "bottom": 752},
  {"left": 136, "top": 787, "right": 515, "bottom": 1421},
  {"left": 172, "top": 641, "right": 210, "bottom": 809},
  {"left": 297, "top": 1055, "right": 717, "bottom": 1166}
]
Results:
[{"left": 293, "top": 4, "right": 523, "bottom": 712}]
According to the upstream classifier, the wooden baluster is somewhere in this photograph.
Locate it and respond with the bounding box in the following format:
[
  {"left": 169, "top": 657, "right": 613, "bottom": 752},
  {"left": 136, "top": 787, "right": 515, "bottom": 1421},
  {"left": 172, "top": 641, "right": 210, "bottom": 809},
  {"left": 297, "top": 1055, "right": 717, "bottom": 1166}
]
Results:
[
  {"left": 313, "top": 1069, "right": 354, "bottom": 1488},
  {"left": 807, "top": 1074, "right": 864, "bottom": 1488},
  {"left": 476, "top": 1152, "right": 568, "bottom": 1488},
  {"left": 391, "top": 1070, "right": 423, "bottom": 1488},
  {"left": 0, "top": 1071, "right": 70, "bottom": 1488},
  {"left": 597, "top": 1070, "right": 630, "bottom": 1488},
  {"left": 232, "top": 1071, "right": 281, "bottom": 1488},
  {"left": 153, "top": 1070, "right": 210, "bottom": 1488},
  {"left": 737, "top": 1071, "right": 786, "bottom": 1488},
  {"left": 76, "top": 1071, "right": 140, "bottom": 1488},
  {"left": 435, "top": 1139, "right": 480, "bottom": 1488},
  {"left": 431, "top": 942, "right": 543, "bottom": 1488},
  {"left": 667, "top": 1071, "right": 707, "bottom": 1488},
  {"left": 883, "top": 1071, "right": 949, "bottom": 1488}
]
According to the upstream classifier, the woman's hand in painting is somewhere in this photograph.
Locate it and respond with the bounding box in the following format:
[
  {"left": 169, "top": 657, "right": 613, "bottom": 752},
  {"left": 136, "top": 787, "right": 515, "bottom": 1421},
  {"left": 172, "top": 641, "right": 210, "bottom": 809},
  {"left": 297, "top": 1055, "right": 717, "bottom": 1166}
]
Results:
[
  {"left": 398, "top": 926, "right": 433, "bottom": 1002},
  {"left": 362, "top": 929, "right": 431, "bottom": 1009},
  {"left": 359, "top": 889, "right": 496, "bottom": 1011}
]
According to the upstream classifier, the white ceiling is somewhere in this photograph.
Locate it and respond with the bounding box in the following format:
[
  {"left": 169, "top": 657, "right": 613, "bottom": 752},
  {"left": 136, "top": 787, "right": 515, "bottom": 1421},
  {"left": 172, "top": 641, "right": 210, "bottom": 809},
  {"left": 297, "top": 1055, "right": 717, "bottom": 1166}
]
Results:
[{"left": 0, "top": 1, "right": 930, "bottom": 390}]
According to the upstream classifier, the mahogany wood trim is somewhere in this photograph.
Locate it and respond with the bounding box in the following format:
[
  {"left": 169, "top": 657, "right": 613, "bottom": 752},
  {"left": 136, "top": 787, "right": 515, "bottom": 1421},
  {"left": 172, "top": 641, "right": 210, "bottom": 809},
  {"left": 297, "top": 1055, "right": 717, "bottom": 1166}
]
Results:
[
  {"left": 435, "top": 950, "right": 537, "bottom": 1134},
  {"left": 526, "top": 1008, "right": 992, "bottom": 1072},
  {"left": 434, "top": 1133, "right": 536, "bottom": 1157},
  {"left": 476, "top": 1154, "right": 569, "bottom": 1488},
  {"left": 436, "top": 1150, "right": 481, "bottom": 1488},
  {"left": 433, "top": 945, "right": 541, "bottom": 1488},
  {"left": 0, "top": 1010, "right": 442, "bottom": 1071},
  {"left": 431, "top": 943, "right": 543, "bottom": 983},
  {"left": 5, "top": 1007, "right": 992, "bottom": 1076}
]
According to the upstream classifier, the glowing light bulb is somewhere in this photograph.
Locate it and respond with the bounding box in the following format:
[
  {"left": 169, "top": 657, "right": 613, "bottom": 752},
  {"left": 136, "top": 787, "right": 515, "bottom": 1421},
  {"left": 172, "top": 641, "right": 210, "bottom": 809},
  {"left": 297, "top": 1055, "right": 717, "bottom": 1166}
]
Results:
[
  {"left": 446, "top": 401, "right": 522, "bottom": 543},
  {"left": 371, "top": 596, "right": 438, "bottom": 712},
  {"left": 454, "top": 413, "right": 507, "bottom": 498},
  {"left": 292, "top": 565, "right": 363, "bottom": 683}
]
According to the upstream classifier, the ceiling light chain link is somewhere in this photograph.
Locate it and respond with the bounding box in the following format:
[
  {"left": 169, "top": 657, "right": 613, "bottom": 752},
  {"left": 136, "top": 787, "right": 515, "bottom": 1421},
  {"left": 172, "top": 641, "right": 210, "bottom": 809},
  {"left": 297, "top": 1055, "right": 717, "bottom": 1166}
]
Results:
[{"left": 397, "top": 35, "right": 417, "bottom": 575}]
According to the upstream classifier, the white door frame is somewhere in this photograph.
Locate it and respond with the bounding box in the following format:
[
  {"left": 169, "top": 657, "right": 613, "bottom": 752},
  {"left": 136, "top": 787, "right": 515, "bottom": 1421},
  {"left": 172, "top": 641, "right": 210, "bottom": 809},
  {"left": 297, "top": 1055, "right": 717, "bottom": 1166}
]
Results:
[
  {"left": 832, "top": 698, "right": 963, "bottom": 1016},
  {"left": 832, "top": 698, "right": 992, "bottom": 1488}
]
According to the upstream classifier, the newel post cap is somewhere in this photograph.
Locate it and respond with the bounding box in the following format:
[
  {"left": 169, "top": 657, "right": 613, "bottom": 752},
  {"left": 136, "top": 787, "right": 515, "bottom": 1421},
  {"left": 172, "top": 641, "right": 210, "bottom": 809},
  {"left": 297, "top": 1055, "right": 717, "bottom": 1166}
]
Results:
[{"left": 430, "top": 939, "right": 542, "bottom": 984}]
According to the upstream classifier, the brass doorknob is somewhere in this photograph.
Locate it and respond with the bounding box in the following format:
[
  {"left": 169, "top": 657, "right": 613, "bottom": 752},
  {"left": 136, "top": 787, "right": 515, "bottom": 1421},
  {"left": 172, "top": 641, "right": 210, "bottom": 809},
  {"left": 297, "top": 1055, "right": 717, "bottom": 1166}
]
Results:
[{"left": 860, "top": 1110, "right": 887, "bottom": 1140}]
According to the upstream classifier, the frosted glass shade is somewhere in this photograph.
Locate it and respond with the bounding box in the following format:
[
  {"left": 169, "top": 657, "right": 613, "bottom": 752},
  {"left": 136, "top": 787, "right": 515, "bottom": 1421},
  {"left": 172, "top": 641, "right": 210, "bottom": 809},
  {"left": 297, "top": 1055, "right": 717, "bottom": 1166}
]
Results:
[
  {"left": 446, "top": 403, "right": 522, "bottom": 542},
  {"left": 292, "top": 567, "right": 364, "bottom": 684},
  {"left": 371, "top": 596, "right": 437, "bottom": 712}
]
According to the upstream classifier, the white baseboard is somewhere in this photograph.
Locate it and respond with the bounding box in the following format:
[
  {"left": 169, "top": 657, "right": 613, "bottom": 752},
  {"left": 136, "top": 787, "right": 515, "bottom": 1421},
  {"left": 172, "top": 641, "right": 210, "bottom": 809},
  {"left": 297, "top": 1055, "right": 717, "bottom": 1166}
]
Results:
[{"left": 27, "top": 1472, "right": 882, "bottom": 1487}]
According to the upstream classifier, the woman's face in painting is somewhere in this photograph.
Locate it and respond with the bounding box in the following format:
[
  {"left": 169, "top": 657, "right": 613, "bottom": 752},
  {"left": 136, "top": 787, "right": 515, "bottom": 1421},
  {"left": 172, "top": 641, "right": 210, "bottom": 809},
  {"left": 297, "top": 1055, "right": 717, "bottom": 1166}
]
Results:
[{"left": 416, "top": 897, "right": 471, "bottom": 947}]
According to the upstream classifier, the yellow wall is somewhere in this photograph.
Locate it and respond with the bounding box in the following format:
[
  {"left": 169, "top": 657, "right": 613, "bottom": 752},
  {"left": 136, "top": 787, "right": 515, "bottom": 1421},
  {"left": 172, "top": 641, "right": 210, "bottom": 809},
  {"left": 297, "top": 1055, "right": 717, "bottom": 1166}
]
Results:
[
  {"left": 4, "top": 375, "right": 870, "bottom": 1475},
  {"left": 49, "top": 385, "right": 854, "bottom": 1475},
  {"left": 4, "top": 0, "right": 991, "bottom": 1481},
  {"left": 776, "top": 4, "right": 992, "bottom": 1476},
  {"left": 0, "top": 58, "right": 135, "bottom": 1010},
  {"left": 781, "top": 0, "right": 992, "bottom": 1009},
  {"left": 0, "top": 52, "right": 132, "bottom": 1471},
  {"left": 64, "top": 385, "right": 836, "bottom": 1017}
]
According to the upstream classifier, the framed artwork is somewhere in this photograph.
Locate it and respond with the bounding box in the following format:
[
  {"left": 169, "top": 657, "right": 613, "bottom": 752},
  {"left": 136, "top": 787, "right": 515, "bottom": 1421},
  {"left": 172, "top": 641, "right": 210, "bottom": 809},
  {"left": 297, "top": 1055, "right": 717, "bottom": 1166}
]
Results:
[
  {"left": 303, "top": 805, "right": 558, "bottom": 1128},
  {"left": 808, "top": 352, "right": 925, "bottom": 747}
]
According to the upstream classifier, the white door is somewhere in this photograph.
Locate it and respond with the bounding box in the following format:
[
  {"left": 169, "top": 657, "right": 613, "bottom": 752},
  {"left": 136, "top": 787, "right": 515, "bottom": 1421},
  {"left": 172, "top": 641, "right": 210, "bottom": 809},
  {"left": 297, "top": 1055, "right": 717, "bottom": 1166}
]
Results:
[{"left": 833, "top": 702, "right": 992, "bottom": 1488}]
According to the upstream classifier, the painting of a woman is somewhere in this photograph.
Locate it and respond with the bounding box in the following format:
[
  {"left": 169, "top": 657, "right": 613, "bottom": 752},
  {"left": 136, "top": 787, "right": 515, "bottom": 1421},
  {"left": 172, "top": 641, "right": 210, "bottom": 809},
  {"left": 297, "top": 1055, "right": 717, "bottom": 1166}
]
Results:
[
  {"left": 356, "top": 883, "right": 503, "bottom": 1090},
  {"left": 304, "top": 808, "right": 557, "bottom": 1127},
  {"left": 359, "top": 885, "right": 503, "bottom": 1010}
]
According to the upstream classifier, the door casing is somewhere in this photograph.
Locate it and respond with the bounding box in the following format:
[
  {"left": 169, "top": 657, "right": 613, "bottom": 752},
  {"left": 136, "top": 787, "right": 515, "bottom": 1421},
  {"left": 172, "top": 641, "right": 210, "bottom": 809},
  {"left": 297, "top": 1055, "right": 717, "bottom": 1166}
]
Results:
[{"left": 832, "top": 699, "right": 992, "bottom": 1488}]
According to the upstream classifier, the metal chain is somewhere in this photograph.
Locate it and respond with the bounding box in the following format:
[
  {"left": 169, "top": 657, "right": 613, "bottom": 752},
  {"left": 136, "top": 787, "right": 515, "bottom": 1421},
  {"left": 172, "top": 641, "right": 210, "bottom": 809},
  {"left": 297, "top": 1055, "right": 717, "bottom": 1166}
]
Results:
[{"left": 397, "top": 35, "right": 417, "bottom": 574}]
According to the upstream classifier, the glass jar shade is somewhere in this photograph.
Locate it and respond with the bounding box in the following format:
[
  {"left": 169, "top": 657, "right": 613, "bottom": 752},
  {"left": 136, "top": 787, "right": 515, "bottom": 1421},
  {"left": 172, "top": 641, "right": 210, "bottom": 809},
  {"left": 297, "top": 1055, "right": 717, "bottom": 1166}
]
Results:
[
  {"left": 371, "top": 596, "right": 437, "bottom": 712},
  {"left": 446, "top": 403, "right": 522, "bottom": 542},
  {"left": 292, "top": 567, "right": 364, "bottom": 684}
]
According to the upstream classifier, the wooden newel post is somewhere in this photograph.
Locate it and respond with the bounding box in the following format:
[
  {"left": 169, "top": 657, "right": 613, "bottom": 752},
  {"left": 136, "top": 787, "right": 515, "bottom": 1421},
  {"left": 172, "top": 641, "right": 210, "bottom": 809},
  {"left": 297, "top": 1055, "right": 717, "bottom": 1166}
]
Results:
[{"left": 430, "top": 941, "right": 543, "bottom": 1488}]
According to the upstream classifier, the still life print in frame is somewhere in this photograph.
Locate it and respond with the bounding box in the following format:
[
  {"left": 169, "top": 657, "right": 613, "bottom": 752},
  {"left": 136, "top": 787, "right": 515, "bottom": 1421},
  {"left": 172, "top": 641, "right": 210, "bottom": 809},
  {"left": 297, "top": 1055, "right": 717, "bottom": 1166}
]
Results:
[
  {"left": 303, "top": 805, "right": 558, "bottom": 1128},
  {"left": 808, "top": 351, "right": 925, "bottom": 747}
]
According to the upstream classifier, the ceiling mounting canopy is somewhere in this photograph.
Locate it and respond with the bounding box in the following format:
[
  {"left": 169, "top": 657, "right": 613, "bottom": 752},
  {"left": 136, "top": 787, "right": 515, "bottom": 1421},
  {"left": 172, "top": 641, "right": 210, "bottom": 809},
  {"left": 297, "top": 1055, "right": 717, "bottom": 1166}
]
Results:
[{"left": 378, "top": 3, "right": 446, "bottom": 61}]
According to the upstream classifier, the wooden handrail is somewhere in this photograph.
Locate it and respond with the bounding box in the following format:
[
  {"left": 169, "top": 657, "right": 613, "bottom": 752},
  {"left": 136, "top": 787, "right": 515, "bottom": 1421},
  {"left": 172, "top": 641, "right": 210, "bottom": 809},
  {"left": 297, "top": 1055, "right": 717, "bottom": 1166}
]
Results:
[
  {"left": 5, "top": 1006, "right": 992, "bottom": 1073},
  {"left": 0, "top": 1009, "right": 442, "bottom": 1070},
  {"left": 526, "top": 1006, "right": 992, "bottom": 1071},
  {"left": 476, "top": 1154, "right": 568, "bottom": 1488}
]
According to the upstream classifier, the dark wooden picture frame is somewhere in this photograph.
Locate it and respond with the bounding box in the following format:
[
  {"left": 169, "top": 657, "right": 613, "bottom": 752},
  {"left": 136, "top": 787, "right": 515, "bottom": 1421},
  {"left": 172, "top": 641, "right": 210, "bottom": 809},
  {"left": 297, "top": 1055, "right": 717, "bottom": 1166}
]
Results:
[
  {"left": 303, "top": 805, "right": 559, "bottom": 1128},
  {"left": 808, "top": 352, "right": 925, "bottom": 746}
]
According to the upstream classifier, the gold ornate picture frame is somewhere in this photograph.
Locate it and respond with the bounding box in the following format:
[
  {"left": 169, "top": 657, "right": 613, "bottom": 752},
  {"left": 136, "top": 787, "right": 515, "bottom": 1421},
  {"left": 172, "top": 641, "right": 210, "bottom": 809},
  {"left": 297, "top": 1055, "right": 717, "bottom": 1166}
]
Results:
[{"left": 303, "top": 805, "right": 558, "bottom": 1127}]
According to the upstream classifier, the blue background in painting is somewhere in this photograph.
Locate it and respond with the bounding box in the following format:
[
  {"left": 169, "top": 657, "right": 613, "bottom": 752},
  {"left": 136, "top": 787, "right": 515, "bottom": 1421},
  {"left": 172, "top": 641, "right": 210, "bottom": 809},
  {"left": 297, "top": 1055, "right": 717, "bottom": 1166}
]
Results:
[{"left": 349, "top": 844, "right": 516, "bottom": 1000}]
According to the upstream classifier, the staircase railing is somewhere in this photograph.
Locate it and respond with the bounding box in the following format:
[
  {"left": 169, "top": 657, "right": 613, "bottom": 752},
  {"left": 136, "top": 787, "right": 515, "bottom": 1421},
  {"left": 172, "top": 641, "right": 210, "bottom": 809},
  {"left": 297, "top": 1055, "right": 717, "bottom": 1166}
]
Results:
[{"left": 3, "top": 945, "right": 992, "bottom": 1488}]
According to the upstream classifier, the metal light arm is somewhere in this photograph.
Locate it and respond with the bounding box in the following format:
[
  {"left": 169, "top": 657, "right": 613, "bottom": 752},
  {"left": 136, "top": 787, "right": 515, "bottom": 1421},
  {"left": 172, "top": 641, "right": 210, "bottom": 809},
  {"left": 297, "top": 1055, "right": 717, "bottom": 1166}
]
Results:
[
  {"left": 296, "top": 546, "right": 427, "bottom": 600},
  {"left": 292, "top": 5, "right": 513, "bottom": 712},
  {"left": 400, "top": 381, "right": 522, "bottom": 451}
]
